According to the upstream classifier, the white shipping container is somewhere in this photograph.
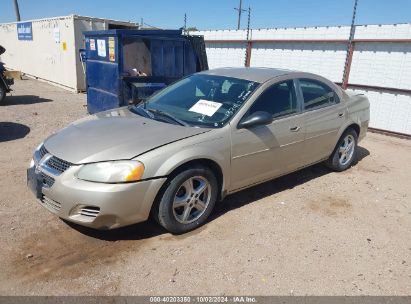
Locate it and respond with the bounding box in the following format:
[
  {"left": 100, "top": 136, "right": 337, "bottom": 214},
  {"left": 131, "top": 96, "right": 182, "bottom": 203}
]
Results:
[{"left": 0, "top": 15, "right": 137, "bottom": 92}]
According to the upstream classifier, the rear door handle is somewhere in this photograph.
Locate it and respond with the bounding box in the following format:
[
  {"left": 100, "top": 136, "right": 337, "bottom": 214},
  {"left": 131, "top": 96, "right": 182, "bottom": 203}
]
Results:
[
  {"left": 290, "top": 126, "right": 300, "bottom": 132},
  {"left": 338, "top": 112, "right": 345, "bottom": 117}
]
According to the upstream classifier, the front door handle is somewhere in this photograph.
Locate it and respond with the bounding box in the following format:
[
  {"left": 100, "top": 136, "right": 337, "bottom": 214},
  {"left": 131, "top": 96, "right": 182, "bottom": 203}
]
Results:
[{"left": 290, "top": 126, "right": 300, "bottom": 132}]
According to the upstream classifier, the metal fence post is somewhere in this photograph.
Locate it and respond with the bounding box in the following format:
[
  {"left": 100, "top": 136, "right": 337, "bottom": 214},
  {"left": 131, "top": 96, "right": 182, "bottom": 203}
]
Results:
[
  {"left": 244, "top": 6, "right": 252, "bottom": 67},
  {"left": 342, "top": 0, "right": 359, "bottom": 89}
]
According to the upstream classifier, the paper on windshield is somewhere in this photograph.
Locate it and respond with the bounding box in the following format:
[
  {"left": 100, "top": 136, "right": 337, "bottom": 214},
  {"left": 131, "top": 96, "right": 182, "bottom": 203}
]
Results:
[{"left": 189, "top": 99, "right": 222, "bottom": 117}]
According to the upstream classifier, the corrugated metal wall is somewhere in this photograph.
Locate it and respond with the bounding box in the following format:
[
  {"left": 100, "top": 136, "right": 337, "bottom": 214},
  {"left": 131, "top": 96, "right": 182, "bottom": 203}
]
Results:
[
  {"left": 0, "top": 15, "right": 136, "bottom": 92},
  {"left": 250, "top": 42, "right": 347, "bottom": 83},
  {"left": 350, "top": 88, "right": 411, "bottom": 134},
  {"left": 0, "top": 16, "right": 78, "bottom": 90},
  {"left": 194, "top": 24, "right": 411, "bottom": 135}
]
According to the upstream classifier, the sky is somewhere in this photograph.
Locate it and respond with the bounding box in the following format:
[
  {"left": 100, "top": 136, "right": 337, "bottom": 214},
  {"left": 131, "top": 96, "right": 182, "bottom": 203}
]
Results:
[{"left": 0, "top": 0, "right": 410, "bottom": 30}]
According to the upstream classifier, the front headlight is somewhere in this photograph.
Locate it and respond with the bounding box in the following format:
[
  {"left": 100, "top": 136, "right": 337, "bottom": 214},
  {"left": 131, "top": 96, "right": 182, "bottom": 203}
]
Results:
[{"left": 76, "top": 161, "right": 145, "bottom": 183}]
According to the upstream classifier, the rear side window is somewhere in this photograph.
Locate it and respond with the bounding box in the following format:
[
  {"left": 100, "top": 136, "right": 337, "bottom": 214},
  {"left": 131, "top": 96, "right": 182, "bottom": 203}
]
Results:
[
  {"left": 248, "top": 80, "right": 297, "bottom": 119},
  {"left": 299, "top": 79, "right": 339, "bottom": 111}
]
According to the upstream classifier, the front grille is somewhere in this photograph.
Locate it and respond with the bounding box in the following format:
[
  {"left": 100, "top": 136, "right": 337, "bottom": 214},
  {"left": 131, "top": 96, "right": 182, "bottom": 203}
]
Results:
[
  {"left": 41, "top": 196, "right": 61, "bottom": 212},
  {"left": 79, "top": 206, "right": 100, "bottom": 218},
  {"left": 39, "top": 145, "right": 48, "bottom": 159},
  {"left": 37, "top": 144, "right": 73, "bottom": 175},
  {"left": 41, "top": 172, "right": 55, "bottom": 187},
  {"left": 47, "top": 156, "right": 72, "bottom": 173}
]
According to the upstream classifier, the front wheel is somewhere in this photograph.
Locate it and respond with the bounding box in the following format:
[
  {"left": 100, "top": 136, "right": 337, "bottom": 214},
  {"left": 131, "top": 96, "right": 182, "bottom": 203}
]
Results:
[
  {"left": 154, "top": 166, "right": 218, "bottom": 234},
  {"left": 325, "top": 128, "right": 358, "bottom": 171}
]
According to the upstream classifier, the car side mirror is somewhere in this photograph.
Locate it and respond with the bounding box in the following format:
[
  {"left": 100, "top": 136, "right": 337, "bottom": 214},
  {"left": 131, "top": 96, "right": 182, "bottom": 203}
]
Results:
[{"left": 237, "top": 111, "right": 273, "bottom": 129}]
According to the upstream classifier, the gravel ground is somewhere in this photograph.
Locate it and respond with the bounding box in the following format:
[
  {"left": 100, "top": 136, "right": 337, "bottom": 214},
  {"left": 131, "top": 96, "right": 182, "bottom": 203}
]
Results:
[{"left": 0, "top": 79, "right": 410, "bottom": 296}]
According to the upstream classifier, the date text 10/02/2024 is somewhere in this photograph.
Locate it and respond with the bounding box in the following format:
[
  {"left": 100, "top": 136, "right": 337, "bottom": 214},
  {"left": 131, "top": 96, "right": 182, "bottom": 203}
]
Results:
[{"left": 149, "top": 296, "right": 257, "bottom": 303}]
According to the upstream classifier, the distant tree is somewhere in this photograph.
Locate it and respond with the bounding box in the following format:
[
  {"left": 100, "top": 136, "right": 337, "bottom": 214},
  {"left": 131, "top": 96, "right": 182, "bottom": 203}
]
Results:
[{"left": 186, "top": 27, "right": 198, "bottom": 32}]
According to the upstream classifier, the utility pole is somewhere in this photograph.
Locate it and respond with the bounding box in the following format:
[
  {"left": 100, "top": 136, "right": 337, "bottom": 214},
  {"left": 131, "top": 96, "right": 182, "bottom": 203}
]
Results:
[
  {"left": 13, "top": 0, "right": 21, "bottom": 21},
  {"left": 184, "top": 13, "right": 187, "bottom": 34},
  {"left": 342, "top": 0, "right": 359, "bottom": 89},
  {"left": 234, "top": 0, "right": 246, "bottom": 30}
]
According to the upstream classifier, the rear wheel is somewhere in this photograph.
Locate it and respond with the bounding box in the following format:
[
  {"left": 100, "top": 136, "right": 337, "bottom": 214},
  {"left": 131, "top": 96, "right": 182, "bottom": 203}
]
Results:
[
  {"left": 326, "top": 128, "right": 358, "bottom": 171},
  {"left": 0, "top": 82, "right": 6, "bottom": 104},
  {"left": 154, "top": 166, "right": 218, "bottom": 234}
]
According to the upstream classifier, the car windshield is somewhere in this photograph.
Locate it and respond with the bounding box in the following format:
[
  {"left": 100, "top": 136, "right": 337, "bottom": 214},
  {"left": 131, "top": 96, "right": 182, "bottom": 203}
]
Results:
[{"left": 131, "top": 74, "right": 260, "bottom": 128}]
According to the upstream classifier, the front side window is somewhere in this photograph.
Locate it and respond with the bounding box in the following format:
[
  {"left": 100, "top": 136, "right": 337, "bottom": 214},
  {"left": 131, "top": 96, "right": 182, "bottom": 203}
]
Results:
[
  {"left": 248, "top": 80, "right": 298, "bottom": 119},
  {"left": 131, "top": 74, "right": 259, "bottom": 128},
  {"left": 299, "top": 79, "right": 339, "bottom": 111}
]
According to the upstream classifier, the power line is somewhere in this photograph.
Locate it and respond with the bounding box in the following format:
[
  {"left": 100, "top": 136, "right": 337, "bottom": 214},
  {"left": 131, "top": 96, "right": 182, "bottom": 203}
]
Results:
[{"left": 142, "top": 21, "right": 162, "bottom": 30}]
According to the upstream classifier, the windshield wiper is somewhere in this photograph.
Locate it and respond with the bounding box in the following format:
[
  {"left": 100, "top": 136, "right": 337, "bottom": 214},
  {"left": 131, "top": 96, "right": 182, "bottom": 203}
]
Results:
[
  {"left": 130, "top": 105, "right": 189, "bottom": 127},
  {"left": 130, "top": 105, "right": 153, "bottom": 118},
  {"left": 147, "top": 109, "right": 189, "bottom": 127}
]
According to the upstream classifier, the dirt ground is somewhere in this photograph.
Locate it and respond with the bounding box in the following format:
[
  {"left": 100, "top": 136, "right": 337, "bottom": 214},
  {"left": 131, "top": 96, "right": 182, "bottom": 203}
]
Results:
[{"left": 0, "top": 78, "right": 410, "bottom": 296}]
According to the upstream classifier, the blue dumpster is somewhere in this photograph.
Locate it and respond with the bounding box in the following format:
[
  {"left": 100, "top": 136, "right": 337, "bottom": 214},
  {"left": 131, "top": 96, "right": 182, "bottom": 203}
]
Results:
[{"left": 84, "top": 29, "right": 208, "bottom": 114}]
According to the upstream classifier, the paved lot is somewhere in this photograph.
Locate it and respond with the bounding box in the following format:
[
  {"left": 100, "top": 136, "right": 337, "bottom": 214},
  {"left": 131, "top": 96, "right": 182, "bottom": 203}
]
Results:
[{"left": 0, "top": 79, "right": 410, "bottom": 295}]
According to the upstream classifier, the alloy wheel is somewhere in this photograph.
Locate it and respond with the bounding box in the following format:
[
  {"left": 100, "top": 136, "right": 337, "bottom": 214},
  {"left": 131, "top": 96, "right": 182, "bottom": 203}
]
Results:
[
  {"left": 172, "top": 176, "right": 211, "bottom": 224},
  {"left": 338, "top": 134, "right": 355, "bottom": 166}
]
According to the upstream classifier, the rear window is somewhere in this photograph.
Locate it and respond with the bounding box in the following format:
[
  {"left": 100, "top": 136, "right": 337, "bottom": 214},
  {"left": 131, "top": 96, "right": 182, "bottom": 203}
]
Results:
[{"left": 299, "top": 79, "right": 339, "bottom": 111}]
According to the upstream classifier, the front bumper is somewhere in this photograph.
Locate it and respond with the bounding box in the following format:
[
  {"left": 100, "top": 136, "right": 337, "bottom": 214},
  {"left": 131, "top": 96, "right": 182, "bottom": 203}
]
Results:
[{"left": 27, "top": 159, "right": 166, "bottom": 229}]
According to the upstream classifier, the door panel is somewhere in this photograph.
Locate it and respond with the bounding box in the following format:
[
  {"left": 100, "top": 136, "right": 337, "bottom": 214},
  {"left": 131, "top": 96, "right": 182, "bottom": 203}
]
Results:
[
  {"left": 229, "top": 79, "right": 308, "bottom": 191},
  {"left": 301, "top": 104, "right": 346, "bottom": 164},
  {"left": 230, "top": 115, "right": 305, "bottom": 191},
  {"left": 297, "top": 78, "right": 347, "bottom": 164}
]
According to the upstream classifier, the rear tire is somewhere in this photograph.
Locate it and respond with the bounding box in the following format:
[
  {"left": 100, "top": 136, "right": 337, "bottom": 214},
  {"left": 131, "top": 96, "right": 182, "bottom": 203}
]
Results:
[
  {"left": 0, "top": 83, "right": 6, "bottom": 104},
  {"left": 325, "top": 128, "right": 358, "bottom": 171},
  {"left": 154, "top": 166, "right": 218, "bottom": 234}
]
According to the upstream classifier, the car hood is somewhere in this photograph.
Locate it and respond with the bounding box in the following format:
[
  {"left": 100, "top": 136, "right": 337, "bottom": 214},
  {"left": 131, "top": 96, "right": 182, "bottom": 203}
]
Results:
[{"left": 44, "top": 107, "right": 210, "bottom": 164}]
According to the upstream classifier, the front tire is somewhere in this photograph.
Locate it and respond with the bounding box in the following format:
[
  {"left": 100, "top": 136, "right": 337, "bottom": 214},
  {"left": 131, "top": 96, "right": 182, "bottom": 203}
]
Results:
[
  {"left": 155, "top": 166, "right": 218, "bottom": 234},
  {"left": 326, "top": 128, "right": 358, "bottom": 171}
]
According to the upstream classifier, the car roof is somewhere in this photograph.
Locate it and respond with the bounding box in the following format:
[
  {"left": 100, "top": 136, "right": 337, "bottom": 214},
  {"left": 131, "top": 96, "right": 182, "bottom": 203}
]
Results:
[{"left": 198, "top": 67, "right": 296, "bottom": 83}]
